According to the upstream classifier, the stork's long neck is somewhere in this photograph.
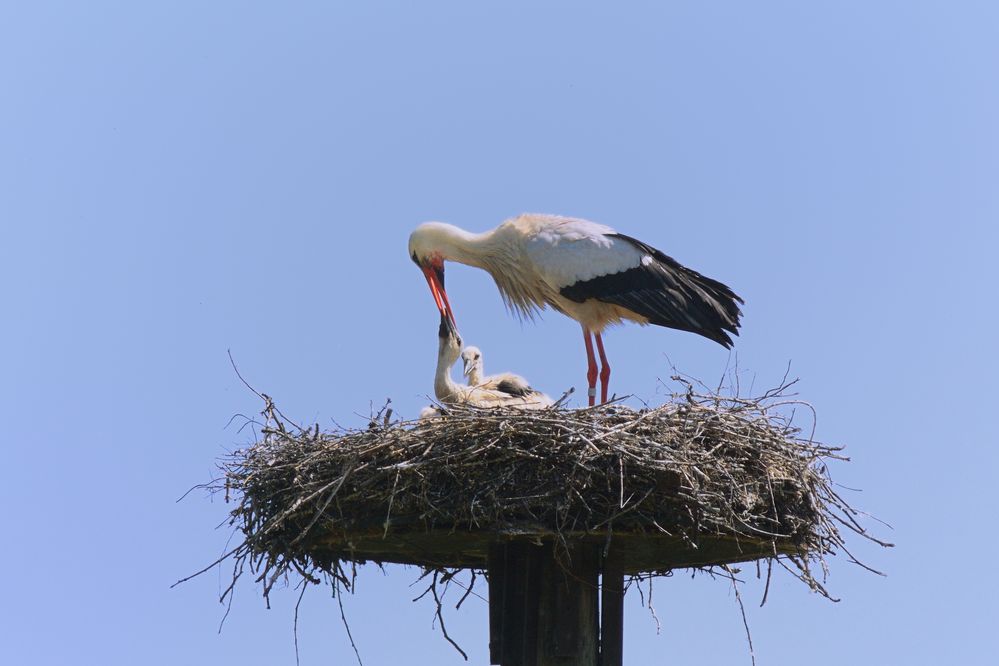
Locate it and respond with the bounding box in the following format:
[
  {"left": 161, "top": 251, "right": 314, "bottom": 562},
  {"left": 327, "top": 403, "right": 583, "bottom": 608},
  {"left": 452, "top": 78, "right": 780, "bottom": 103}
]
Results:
[
  {"left": 468, "top": 361, "right": 483, "bottom": 385},
  {"left": 435, "top": 225, "right": 495, "bottom": 269},
  {"left": 434, "top": 341, "right": 461, "bottom": 401},
  {"left": 421, "top": 220, "right": 546, "bottom": 320}
]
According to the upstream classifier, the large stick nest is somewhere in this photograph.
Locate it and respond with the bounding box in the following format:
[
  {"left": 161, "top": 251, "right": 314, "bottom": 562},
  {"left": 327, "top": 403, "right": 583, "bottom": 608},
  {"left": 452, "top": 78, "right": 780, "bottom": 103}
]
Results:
[{"left": 196, "top": 378, "right": 887, "bottom": 605}]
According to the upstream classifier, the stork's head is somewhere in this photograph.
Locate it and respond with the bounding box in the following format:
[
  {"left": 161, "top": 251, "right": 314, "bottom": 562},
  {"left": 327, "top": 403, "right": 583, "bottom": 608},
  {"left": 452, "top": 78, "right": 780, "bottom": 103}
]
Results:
[
  {"left": 437, "top": 312, "right": 462, "bottom": 367},
  {"left": 409, "top": 222, "right": 463, "bottom": 331},
  {"left": 460, "top": 346, "right": 483, "bottom": 380}
]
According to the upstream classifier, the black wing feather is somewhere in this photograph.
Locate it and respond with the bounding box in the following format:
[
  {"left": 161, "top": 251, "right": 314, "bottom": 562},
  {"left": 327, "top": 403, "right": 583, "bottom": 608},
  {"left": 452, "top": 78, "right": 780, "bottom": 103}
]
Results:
[
  {"left": 559, "top": 233, "right": 743, "bottom": 347},
  {"left": 495, "top": 379, "right": 537, "bottom": 397}
]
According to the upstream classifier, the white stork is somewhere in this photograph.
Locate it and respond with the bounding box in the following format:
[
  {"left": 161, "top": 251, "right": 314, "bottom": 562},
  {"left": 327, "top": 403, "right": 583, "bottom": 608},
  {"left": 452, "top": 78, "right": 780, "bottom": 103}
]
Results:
[
  {"left": 409, "top": 213, "right": 743, "bottom": 406},
  {"left": 434, "top": 316, "right": 552, "bottom": 409},
  {"left": 462, "top": 345, "right": 541, "bottom": 398}
]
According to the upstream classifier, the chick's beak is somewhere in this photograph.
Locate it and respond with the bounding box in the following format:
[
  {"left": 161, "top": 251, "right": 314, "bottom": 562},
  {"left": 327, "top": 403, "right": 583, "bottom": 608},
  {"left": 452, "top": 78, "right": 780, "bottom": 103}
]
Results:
[
  {"left": 462, "top": 356, "right": 474, "bottom": 378},
  {"left": 438, "top": 311, "right": 459, "bottom": 341}
]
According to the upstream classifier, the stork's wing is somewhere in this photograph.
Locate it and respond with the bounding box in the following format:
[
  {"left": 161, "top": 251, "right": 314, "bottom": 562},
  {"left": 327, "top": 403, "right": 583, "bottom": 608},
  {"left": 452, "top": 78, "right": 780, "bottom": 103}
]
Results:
[
  {"left": 482, "top": 372, "right": 537, "bottom": 397},
  {"left": 560, "top": 234, "right": 743, "bottom": 348},
  {"left": 521, "top": 217, "right": 645, "bottom": 288},
  {"left": 495, "top": 379, "right": 534, "bottom": 397}
]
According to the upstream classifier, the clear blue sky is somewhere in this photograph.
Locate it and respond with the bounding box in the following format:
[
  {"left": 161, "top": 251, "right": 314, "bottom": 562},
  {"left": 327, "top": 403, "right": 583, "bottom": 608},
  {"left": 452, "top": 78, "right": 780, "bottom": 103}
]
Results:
[{"left": 2, "top": 1, "right": 997, "bottom": 664}]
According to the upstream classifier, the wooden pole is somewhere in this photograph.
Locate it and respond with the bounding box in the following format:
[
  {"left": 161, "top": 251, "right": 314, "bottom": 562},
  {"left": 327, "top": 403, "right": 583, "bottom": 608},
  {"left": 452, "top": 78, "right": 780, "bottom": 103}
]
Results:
[
  {"left": 488, "top": 543, "right": 507, "bottom": 665},
  {"left": 599, "top": 556, "right": 625, "bottom": 666},
  {"left": 487, "top": 541, "right": 600, "bottom": 666}
]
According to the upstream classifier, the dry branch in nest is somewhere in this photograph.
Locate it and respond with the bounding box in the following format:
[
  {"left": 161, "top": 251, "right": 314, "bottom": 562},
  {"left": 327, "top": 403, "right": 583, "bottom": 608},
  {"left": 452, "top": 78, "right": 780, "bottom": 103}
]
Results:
[{"left": 188, "top": 378, "right": 888, "bottom": 616}]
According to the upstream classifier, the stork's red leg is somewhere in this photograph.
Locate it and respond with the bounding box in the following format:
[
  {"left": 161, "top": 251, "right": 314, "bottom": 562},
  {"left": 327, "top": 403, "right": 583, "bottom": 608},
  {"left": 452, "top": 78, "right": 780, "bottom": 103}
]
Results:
[
  {"left": 582, "top": 327, "right": 598, "bottom": 407},
  {"left": 594, "top": 332, "right": 610, "bottom": 404}
]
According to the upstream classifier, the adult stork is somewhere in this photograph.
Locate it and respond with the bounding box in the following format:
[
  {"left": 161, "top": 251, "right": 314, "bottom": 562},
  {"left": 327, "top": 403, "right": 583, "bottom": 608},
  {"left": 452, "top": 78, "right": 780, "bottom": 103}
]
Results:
[{"left": 409, "top": 213, "right": 743, "bottom": 406}]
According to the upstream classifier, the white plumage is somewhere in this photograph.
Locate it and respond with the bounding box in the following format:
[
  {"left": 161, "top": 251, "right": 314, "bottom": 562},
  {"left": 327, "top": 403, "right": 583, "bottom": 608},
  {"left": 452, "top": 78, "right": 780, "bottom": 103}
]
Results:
[
  {"left": 524, "top": 218, "right": 643, "bottom": 288},
  {"left": 409, "top": 213, "right": 742, "bottom": 406}
]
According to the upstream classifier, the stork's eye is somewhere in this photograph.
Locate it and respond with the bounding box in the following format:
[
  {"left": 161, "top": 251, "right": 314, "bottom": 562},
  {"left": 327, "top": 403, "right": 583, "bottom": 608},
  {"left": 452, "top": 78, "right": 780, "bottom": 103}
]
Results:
[{"left": 474, "top": 353, "right": 480, "bottom": 360}]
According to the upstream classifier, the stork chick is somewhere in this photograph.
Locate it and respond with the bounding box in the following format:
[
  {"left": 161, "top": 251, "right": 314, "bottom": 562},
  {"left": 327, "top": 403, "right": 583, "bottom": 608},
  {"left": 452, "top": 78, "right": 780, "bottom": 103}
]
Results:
[
  {"left": 461, "top": 346, "right": 537, "bottom": 398},
  {"left": 435, "top": 317, "right": 551, "bottom": 409}
]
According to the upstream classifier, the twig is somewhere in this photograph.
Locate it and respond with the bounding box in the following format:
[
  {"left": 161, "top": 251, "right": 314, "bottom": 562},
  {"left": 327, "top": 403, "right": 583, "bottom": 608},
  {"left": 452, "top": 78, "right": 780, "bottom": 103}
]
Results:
[
  {"left": 647, "top": 577, "right": 661, "bottom": 634},
  {"left": 723, "top": 565, "right": 756, "bottom": 666},
  {"left": 293, "top": 581, "right": 307, "bottom": 666},
  {"left": 336, "top": 582, "right": 363, "bottom": 666},
  {"left": 430, "top": 570, "right": 468, "bottom": 660}
]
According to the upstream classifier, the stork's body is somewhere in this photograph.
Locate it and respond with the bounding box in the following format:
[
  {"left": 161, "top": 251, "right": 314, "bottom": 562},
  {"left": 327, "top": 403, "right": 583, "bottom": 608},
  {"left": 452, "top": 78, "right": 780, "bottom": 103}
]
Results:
[{"left": 410, "top": 214, "right": 743, "bottom": 406}]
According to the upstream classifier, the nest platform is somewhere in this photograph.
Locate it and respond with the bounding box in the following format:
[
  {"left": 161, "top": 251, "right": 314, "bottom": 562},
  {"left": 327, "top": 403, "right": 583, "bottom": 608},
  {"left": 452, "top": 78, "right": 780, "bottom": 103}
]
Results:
[{"left": 218, "top": 389, "right": 860, "bottom": 591}]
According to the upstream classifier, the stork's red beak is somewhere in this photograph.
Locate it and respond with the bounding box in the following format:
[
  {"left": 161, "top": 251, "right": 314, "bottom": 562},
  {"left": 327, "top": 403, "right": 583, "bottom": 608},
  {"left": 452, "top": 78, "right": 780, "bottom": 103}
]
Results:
[{"left": 421, "top": 261, "right": 457, "bottom": 330}]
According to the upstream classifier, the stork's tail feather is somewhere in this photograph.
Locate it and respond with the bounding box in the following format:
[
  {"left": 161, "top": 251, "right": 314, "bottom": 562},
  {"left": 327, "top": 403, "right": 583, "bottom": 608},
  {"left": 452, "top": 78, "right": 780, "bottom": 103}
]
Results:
[{"left": 561, "top": 233, "right": 743, "bottom": 348}]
